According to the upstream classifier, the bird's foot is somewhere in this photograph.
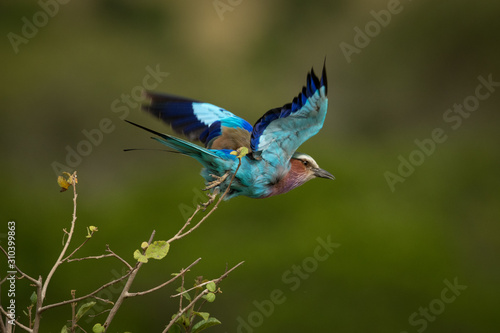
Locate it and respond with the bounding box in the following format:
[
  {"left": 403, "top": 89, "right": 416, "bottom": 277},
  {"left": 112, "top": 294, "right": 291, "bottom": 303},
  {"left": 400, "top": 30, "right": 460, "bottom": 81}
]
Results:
[
  {"left": 201, "top": 187, "right": 220, "bottom": 210},
  {"left": 203, "top": 172, "right": 230, "bottom": 191}
]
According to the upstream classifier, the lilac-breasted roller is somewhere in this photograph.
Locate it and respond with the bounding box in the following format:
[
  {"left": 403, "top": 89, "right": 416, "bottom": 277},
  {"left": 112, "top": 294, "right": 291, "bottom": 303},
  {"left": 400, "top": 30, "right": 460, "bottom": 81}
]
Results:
[{"left": 126, "top": 64, "right": 333, "bottom": 200}]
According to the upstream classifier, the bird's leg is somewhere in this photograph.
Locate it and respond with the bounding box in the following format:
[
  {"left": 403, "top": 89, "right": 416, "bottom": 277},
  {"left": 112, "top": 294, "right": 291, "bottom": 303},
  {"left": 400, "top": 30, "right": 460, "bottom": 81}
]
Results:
[
  {"left": 201, "top": 187, "right": 220, "bottom": 210},
  {"left": 203, "top": 171, "right": 230, "bottom": 191}
]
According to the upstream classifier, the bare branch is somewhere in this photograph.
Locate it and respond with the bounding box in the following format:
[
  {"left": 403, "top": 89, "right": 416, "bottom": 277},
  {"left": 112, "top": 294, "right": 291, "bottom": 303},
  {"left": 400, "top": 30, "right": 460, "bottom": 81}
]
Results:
[
  {"left": 214, "top": 261, "right": 245, "bottom": 285},
  {"left": 0, "top": 247, "right": 39, "bottom": 286},
  {"left": 170, "top": 278, "right": 214, "bottom": 298},
  {"left": 104, "top": 245, "right": 133, "bottom": 270},
  {"left": 61, "top": 231, "right": 95, "bottom": 263},
  {"left": 167, "top": 205, "right": 202, "bottom": 243},
  {"left": 126, "top": 257, "right": 201, "bottom": 298},
  {"left": 65, "top": 245, "right": 132, "bottom": 271},
  {"left": 70, "top": 290, "right": 77, "bottom": 333},
  {"left": 168, "top": 158, "right": 243, "bottom": 244},
  {"left": 41, "top": 172, "right": 78, "bottom": 302},
  {"left": 87, "top": 308, "right": 111, "bottom": 318},
  {"left": 65, "top": 253, "right": 116, "bottom": 263},
  {"left": 92, "top": 295, "right": 114, "bottom": 305},
  {"left": 39, "top": 267, "right": 134, "bottom": 313}
]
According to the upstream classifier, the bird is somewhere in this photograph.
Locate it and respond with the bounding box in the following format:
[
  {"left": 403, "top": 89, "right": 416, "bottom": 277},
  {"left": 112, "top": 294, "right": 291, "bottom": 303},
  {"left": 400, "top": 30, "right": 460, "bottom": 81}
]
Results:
[{"left": 126, "top": 64, "right": 334, "bottom": 200}]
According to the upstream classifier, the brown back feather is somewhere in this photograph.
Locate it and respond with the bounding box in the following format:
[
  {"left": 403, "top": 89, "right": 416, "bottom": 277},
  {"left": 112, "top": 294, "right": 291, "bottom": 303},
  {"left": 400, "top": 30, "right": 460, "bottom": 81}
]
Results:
[{"left": 209, "top": 127, "right": 252, "bottom": 151}]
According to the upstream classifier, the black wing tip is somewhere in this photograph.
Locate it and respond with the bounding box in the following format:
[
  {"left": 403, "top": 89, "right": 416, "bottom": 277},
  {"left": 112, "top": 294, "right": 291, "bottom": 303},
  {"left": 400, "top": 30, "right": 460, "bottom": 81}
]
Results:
[
  {"left": 124, "top": 119, "right": 166, "bottom": 138},
  {"left": 306, "top": 60, "right": 328, "bottom": 96},
  {"left": 143, "top": 91, "right": 200, "bottom": 104},
  {"left": 321, "top": 59, "right": 328, "bottom": 96}
]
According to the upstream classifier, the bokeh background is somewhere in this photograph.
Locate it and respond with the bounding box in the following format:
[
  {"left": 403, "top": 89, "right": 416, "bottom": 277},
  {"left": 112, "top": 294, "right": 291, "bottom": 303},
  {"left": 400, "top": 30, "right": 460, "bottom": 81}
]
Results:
[{"left": 1, "top": 0, "right": 499, "bottom": 332}]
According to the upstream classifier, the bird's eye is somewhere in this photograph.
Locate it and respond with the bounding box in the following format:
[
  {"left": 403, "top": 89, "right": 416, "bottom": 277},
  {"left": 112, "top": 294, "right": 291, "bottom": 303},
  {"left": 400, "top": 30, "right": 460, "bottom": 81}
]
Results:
[{"left": 302, "top": 160, "right": 309, "bottom": 166}]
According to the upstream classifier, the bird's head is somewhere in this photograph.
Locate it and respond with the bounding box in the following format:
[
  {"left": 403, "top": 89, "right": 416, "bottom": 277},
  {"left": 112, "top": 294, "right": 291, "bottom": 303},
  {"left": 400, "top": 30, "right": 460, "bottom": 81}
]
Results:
[{"left": 290, "top": 152, "right": 335, "bottom": 182}]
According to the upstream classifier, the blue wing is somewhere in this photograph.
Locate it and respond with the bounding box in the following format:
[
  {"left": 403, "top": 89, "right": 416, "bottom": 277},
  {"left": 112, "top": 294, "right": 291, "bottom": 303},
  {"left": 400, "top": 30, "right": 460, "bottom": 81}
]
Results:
[
  {"left": 142, "top": 92, "right": 253, "bottom": 149},
  {"left": 250, "top": 65, "right": 328, "bottom": 164},
  {"left": 124, "top": 120, "right": 236, "bottom": 164}
]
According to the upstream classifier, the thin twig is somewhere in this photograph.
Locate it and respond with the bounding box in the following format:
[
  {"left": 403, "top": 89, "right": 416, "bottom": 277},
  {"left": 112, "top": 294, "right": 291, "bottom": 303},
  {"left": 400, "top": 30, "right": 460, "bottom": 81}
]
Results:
[
  {"left": 61, "top": 231, "right": 95, "bottom": 263},
  {"left": 70, "top": 290, "right": 77, "bottom": 333},
  {"left": 87, "top": 308, "right": 111, "bottom": 318},
  {"left": 104, "top": 246, "right": 133, "bottom": 270},
  {"left": 167, "top": 205, "right": 202, "bottom": 243},
  {"left": 170, "top": 279, "right": 215, "bottom": 298},
  {"left": 65, "top": 245, "right": 132, "bottom": 271},
  {"left": 65, "top": 253, "right": 115, "bottom": 263},
  {"left": 0, "top": 247, "right": 40, "bottom": 286},
  {"left": 92, "top": 295, "right": 114, "bottom": 305},
  {"left": 41, "top": 172, "right": 78, "bottom": 302},
  {"left": 39, "top": 269, "right": 134, "bottom": 313},
  {"left": 179, "top": 273, "right": 186, "bottom": 315},
  {"left": 126, "top": 258, "right": 201, "bottom": 298},
  {"left": 162, "top": 261, "right": 244, "bottom": 333},
  {"left": 168, "top": 158, "right": 243, "bottom": 244}
]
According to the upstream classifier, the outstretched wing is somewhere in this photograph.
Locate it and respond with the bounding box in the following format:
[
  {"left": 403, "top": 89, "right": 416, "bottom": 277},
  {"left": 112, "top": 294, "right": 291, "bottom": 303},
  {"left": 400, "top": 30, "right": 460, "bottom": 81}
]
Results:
[
  {"left": 250, "top": 65, "right": 328, "bottom": 164},
  {"left": 143, "top": 92, "right": 253, "bottom": 150}
]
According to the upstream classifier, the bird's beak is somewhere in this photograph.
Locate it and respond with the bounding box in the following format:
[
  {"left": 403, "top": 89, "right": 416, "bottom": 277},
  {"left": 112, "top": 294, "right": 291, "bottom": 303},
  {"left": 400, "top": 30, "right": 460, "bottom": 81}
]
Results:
[{"left": 313, "top": 168, "right": 335, "bottom": 180}]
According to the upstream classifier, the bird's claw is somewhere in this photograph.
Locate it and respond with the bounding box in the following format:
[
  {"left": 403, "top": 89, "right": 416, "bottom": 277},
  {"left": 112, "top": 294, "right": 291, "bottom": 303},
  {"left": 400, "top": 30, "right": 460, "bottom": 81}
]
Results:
[
  {"left": 203, "top": 172, "right": 230, "bottom": 191},
  {"left": 201, "top": 187, "right": 220, "bottom": 210}
]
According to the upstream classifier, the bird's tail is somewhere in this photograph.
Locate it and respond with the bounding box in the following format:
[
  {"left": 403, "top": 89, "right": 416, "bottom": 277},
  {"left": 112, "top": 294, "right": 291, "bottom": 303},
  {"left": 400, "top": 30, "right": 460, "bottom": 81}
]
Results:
[{"left": 125, "top": 120, "right": 220, "bottom": 163}]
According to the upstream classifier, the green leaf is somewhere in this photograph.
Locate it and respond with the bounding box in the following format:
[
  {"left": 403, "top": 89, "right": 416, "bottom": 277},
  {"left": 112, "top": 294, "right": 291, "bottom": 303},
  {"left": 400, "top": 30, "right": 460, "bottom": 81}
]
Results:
[
  {"left": 92, "top": 323, "right": 105, "bottom": 333},
  {"left": 230, "top": 147, "right": 249, "bottom": 159},
  {"left": 195, "top": 311, "right": 210, "bottom": 321},
  {"left": 145, "top": 240, "right": 170, "bottom": 260},
  {"left": 134, "top": 249, "right": 148, "bottom": 263},
  {"left": 202, "top": 292, "right": 216, "bottom": 303},
  {"left": 191, "top": 317, "right": 221, "bottom": 333},
  {"left": 168, "top": 323, "right": 182, "bottom": 333},
  {"left": 61, "top": 325, "right": 70, "bottom": 333},
  {"left": 206, "top": 281, "right": 216, "bottom": 292},
  {"left": 75, "top": 301, "right": 96, "bottom": 321},
  {"left": 30, "top": 291, "right": 37, "bottom": 305},
  {"left": 175, "top": 287, "right": 191, "bottom": 301}
]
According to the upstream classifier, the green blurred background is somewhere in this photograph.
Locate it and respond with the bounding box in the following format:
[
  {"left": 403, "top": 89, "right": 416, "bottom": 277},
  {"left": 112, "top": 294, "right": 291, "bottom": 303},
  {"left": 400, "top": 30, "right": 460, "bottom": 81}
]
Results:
[{"left": 1, "top": 0, "right": 499, "bottom": 332}]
